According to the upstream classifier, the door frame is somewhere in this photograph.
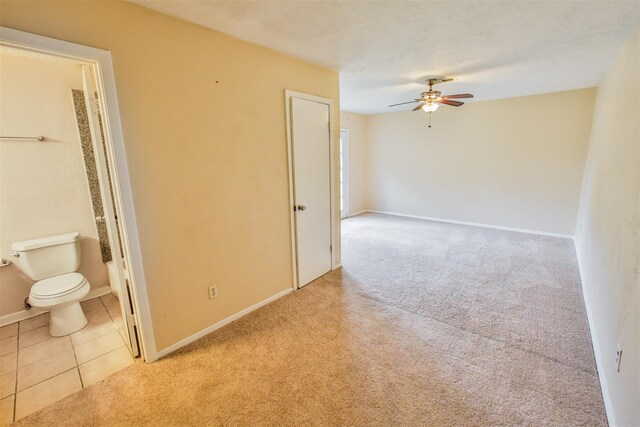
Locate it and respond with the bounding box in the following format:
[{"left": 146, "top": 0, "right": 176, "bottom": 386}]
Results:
[
  {"left": 284, "top": 90, "right": 339, "bottom": 290},
  {"left": 339, "top": 128, "right": 350, "bottom": 219},
  {"left": 81, "top": 64, "right": 139, "bottom": 357},
  {"left": 0, "top": 26, "right": 157, "bottom": 362}
]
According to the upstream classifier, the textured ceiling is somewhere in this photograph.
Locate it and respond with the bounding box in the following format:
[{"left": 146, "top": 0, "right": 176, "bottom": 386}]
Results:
[{"left": 130, "top": 0, "right": 640, "bottom": 114}]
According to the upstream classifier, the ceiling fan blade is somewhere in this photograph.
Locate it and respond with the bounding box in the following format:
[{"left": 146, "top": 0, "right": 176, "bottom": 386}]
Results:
[
  {"left": 388, "top": 100, "right": 418, "bottom": 107},
  {"left": 412, "top": 103, "right": 425, "bottom": 111},
  {"left": 438, "top": 99, "right": 464, "bottom": 107},
  {"left": 442, "top": 93, "right": 474, "bottom": 99}
]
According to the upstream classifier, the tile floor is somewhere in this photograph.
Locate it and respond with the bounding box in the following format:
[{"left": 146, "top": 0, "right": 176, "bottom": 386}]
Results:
[{"left": 0, "top": 294, "right": 135, "bottom": 425}]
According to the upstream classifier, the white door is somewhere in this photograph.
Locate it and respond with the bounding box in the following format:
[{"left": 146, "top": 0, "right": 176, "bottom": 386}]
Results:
[
  {"left": 82, "top": 65, "right": 140, "bottom": 357},
  {"left": 340, "top": 129, "right": 349, "bottom": 219},
  {"left": 291, "top": 97, "right": 332, "bottom": 287}
]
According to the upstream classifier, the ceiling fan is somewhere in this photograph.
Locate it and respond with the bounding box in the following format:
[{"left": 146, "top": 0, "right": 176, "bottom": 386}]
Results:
[{"left": 388, "top": 78, "right": 473, "bottom": 127}]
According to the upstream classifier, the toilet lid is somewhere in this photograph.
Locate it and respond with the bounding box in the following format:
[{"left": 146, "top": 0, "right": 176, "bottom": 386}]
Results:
[{"left": 31, "top": 273, "right": 87, "bottom": 299}]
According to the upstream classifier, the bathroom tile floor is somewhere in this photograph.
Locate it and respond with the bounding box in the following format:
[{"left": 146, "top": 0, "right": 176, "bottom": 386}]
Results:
[{"left": 0, "top": 293, "right": 135, "bottom": 425}]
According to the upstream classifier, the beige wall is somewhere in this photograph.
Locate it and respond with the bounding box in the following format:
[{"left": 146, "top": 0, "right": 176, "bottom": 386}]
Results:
[
  {"left": 365, "top": 89, "right": 595, "bottom": 235},
  {"left": 0, "top": 1, "right": 340, "bottom": 350},
  {"left": 574, "top": 25, "right": 639, "bottom": 427},
  {"left": 340, "top": 112, "right": 368, "bottom": 215},
  {"left": 0, "top": 52, "right": 108, "bottom": 317}
]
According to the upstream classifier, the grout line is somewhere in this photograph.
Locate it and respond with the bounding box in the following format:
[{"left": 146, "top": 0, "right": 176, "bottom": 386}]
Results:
[
  {"left": 74, "top": 331, "right": 126, "bottom": 366},
  {"left": 24, "top": 366, "right": 77, "bottom": 386},
  {"left": 17, "top": 339, "right": 70, "bottom": 372},
  {"left": 98, "top": 296, "right": 109, "bottom": 313},
  {"left": 17, "top": 326, "right": 52, "bottom": 351},
  {"left": 73, "top": 299, "right": 124, "bottom": 382},
  {"left": 74, "top": 328, "right": 120, "bottom": 347},
  {"left": 100, "top": 294, "right": 123, "bottom": 322},
  {"left": 70, "top": 334, "right": 84, "bottom": 389},
  {"left": 77, "top": 342, "right": 127, "bottom": 368},
  {"left": 14, "top": 365, "right": 79, "bottom": 396},
  {"left": 12, "top": 320, "right": 20, "bottom": 423},
  {"left": 12, "top": 368, "right": 82, "bottom": 422},
  {"left": 99, "top": 296, "right": 116, "bottom": 321},
  {"left": 82, "top": 344, "right": 129, "bottom": 365}
]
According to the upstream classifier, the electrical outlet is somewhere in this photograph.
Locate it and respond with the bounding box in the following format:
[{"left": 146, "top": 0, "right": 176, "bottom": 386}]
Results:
[
  {"left": 616, "top": 345, "right": 623, "bottom": 373},
  {"left": 208, "top": 285, "right": 217, "bottom": 300}
]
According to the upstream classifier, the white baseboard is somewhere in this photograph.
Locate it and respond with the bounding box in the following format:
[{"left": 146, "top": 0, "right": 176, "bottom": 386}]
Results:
[
  {"left": 366, "top": 210, "right": 574, "bottom": 239},
  {"left": 0, "top": 285, "right": 112, "bottom": 327},
  {"left": 155, "top": 287, "right": 293, "bottom": 359},
  {"left": 0, "top": 307, "right": 49, "bottom": 327},
  {"left": 574, "top": 241, "right": 616, "bottom": 427},
  {"left": 86, "top": 285, "right": 113, "bottom": 300},
  {"left": 347, "top": 210, "right": 368, "bottom": 217}
]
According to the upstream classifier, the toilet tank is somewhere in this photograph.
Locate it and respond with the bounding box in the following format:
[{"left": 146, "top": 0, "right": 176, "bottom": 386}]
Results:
[{"left": 11, "top": 232, "right": 81, "bottom": 281}]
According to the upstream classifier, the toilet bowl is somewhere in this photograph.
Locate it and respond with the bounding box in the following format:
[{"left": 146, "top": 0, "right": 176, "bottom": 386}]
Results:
[
  {"left": 29, "top": 272, "right": 91, "bottom": 336},
  {"left": 12, "top": 232, "right": 91, "bottom": 337}
]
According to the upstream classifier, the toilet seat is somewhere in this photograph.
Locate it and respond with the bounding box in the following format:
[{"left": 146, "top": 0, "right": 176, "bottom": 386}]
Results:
[
  {"left": 27, "top": 273, "right": 91, "bottom": 336},
  {"left": 31, "top": 272, "right": 88, "bottom": 299},
  {"left": 29, "top": 273, "right": 91, "bottom": 310}
]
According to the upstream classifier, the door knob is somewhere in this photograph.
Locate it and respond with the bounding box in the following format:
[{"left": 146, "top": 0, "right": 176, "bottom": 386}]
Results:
[{"left": 296, "top": 204, "right": 306, "bottom": 211}]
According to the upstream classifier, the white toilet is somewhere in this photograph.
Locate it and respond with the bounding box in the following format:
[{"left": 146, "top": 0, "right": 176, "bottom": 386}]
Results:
[{"left": 12, "top": 232, "right": 91, "bottom": 337}]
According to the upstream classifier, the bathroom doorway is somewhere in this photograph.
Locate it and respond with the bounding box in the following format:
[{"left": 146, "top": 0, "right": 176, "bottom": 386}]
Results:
[{"left": 0, "top": 28, "right": 153, "bottom": 422}]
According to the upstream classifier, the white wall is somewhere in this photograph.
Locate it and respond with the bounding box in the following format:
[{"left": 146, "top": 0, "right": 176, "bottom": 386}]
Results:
[
  {"left": 365, "top": 88, "right": 596, "bottom": 235},
  {"left": 0, "top": 51, "right": 108, "bottom": 317},
  {"left": 574, "top": 24, "right": 640, "bottom": 427},
  {"left": 340, "top": 112, "right": 368, "bottom": 215}
]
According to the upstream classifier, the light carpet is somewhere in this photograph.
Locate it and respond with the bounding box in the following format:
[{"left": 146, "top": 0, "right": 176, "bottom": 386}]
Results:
[{"left": 17, "top": 213, "right": 606, "bottom": 426}]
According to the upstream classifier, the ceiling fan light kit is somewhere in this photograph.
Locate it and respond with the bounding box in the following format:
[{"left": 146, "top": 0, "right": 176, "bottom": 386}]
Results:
[
  {"left": 422, "top": 102, "right": 439, "bottom": 112},
  {"left": 388, "top": 77, "right": 473, "bottom": 127}
]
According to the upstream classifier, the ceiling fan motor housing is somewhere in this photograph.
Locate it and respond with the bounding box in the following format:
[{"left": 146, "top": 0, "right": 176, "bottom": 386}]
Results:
[{"left": 421, "top": 90, "right": 442, "bottom": 101}]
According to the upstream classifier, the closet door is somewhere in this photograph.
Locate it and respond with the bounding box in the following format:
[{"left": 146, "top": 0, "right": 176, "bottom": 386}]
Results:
[{"left": 290, "top": 97, "right": 332, "bottom": 287}]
